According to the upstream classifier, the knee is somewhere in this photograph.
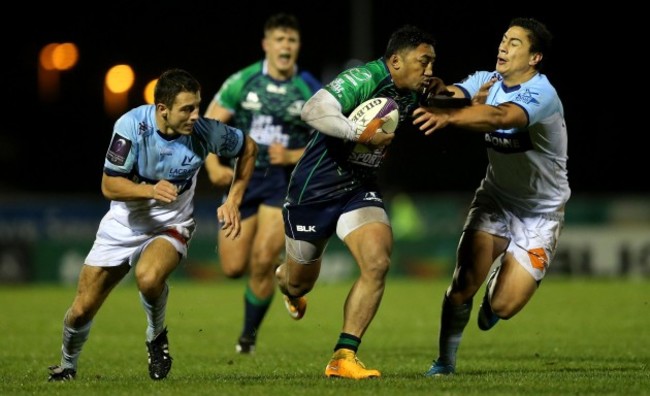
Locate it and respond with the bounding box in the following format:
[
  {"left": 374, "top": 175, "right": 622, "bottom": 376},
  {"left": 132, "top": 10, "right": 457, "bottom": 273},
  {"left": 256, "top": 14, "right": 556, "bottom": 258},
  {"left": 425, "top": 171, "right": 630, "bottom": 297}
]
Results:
[
  {"left": 277, "top": 264, "right": 315, "bottom": 298},
  {"left": 361, "top": 255, "right": 390, "bottom": 281},
  {"left": 66, "top": 304, "right": 94, "bottom": 327},
  {"left": 249, "top": 250, "right": 278, "bottom": 276},
  {"left": 448, "top": 273, "right": 485, "bottom": 303},
  {"left": 221, "top": 265, "right": 246, "bottom": 279},
  {"left": 285, "top": 282, "right": 313, "bottom": 298},
  {"left": 489, "top": 295, "right": 520, "bottom": 320},
  {"left": 219, "top": 253, "right": 248, "bottom": 278},
  {"left": 135, "top": 269, "right": 163, "bottom": 295}
]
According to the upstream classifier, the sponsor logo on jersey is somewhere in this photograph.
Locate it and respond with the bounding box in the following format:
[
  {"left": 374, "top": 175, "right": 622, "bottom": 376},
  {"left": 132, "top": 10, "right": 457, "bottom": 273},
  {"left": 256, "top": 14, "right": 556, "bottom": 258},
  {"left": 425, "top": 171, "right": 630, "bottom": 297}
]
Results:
[
  {"left": 266, "top": 83, "right": 287, "bottom": 94},
  {"left": 485, "top": 130, "right": 533, "bottom": 153},
  {"left": 181, "top": 155, "right": 195, "bottom": 166},
  {"left": 249, "top": 114, "right": 286, "bottom": 146},
  {"left": 363, "top": 192, "right": 383, "bottom": 202},
  {"left": 349, "top": 144, "right": 385, "bottom": 167},
  {"left": 349, "top": 150, "right": 384, "bottom": 167},
  {"left": 242, "top": 92, "right": 262, "bottom": 111},
  {"left": 514, "top": 88, "right": 540, "bottom": 105},
  {"left": 169, "top": 168, "right": 194, "bottom": 176},
  {"left": 329, "top": 68, "right": 372, "bottom": 96},
  {"left": 168, "top": 156, "right": 198, "bottom": 178},
  {"left": 106, "top": 134, "right": 132, "bottom": 166},
  {"left": 138, "top": 121, "right": 150, "bottom": 135}
]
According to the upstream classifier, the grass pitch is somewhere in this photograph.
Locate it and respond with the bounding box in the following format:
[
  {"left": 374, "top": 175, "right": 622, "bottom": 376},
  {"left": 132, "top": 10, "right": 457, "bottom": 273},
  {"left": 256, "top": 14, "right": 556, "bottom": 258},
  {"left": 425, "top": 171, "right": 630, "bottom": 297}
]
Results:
[{"left": 1, "top": 277, "right": 648, "bottom": 395}]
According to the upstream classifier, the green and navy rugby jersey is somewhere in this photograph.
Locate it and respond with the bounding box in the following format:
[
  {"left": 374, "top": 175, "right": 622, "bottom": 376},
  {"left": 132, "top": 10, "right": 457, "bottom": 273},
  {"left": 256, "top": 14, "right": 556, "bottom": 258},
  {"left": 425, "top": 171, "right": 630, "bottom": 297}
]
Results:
[
  {"left": 286, "top": 59, "right": 419, "bottom": 205},
  {"left": 214, "top": 60, "right": 320, "bottom": 169}
]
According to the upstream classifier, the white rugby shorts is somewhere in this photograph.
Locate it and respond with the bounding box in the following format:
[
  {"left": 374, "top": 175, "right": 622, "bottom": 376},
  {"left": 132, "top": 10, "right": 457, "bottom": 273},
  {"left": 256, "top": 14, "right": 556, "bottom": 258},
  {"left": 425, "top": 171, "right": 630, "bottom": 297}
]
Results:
[
  {"left": 85, "top": 211, "right": 195, "bottom": 267},
  {"left": 464, "top": 189, "right": 564, "bottom": 282}
]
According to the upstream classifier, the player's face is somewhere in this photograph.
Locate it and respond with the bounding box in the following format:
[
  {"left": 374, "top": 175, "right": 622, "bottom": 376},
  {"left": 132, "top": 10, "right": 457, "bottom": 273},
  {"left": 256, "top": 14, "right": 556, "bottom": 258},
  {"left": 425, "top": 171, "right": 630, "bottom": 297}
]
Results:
[
  {"left": 393, "top": 43, "right": 435, "bottom": 93},
  {"left": 263, "top": 27, "right": 300, "bottom": 79},
  {"left": 495, "top": 26, "right": 538, "bottom": 80},
  {"left": 167, "top": 91, "right": 201, "bottom": 135}
]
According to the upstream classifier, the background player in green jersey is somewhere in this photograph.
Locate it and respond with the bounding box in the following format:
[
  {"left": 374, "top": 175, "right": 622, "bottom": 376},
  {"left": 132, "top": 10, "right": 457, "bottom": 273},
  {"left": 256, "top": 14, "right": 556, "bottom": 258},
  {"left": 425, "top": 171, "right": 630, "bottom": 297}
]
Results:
[{"left": 203, "top": 13, "right": 320, "bottom": 354}]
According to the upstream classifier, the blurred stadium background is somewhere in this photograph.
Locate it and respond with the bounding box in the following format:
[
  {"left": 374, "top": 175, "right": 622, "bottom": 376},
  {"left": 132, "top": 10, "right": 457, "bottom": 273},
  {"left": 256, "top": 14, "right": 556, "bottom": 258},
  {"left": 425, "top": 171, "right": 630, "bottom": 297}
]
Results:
[{"left": 2, "top": 1, "right": 643, "bottom": 283}]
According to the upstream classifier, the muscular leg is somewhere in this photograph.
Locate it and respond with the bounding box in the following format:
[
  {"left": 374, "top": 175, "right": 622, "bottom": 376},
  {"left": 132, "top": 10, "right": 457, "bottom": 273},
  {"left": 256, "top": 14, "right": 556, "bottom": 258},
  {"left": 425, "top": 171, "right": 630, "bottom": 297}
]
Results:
[
  {"left": 218, "top": 215, "right": 256, "bottom": 278},
  {"left": 239, "top": 205, "right": 286, "bottom": 345},
  {"left": 135, "top": 238, "right": 181, "bottom": 341},
  {"left": 249, "top": 205, "right": 285, "bottom": 298},
  {"left": 218, "top": 214, "right": 257, "bottom": 349},
  {"left": 431, "top": 230, "right": 508, "bottom": 372},
  {"left": 448, "top": 230, "right": 507, "bottom": 303},
  {"left": 275, "top": 254, "right": 321, "bottom": 299},
  {"left": 490, "top": 252, "right": 538, "bottom": 319},
  {"left": 340, "top": 222, "right": 392, "bottom": 339},
  {"left": 59, "top": 263, "right": 130, "bottom": 369},
  {"left": 321, "top": 221, "right": 390, "bottom": 379}
]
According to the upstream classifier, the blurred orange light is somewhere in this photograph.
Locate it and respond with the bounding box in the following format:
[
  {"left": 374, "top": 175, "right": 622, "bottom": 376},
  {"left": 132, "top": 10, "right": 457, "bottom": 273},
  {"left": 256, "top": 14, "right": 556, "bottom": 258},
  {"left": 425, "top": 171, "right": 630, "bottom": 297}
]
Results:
[
  {"left": 39, "top": 43, "right": 59, "bottom": 71},
  {"left": 105, "top": 65, "right": 135, "bottom": 94},
  {"left": 52, "top": 43, "right": 79, "bottom": 70},
  {"left": 144, "top": 79, "right": 157, "bottom": 104}
]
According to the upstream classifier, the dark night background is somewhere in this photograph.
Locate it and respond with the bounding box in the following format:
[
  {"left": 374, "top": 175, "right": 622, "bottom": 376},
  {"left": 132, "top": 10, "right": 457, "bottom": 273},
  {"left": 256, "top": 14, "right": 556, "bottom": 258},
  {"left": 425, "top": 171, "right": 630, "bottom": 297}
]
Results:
[{"left": 2, "top": 1, "right": 629, "bottom": 197}]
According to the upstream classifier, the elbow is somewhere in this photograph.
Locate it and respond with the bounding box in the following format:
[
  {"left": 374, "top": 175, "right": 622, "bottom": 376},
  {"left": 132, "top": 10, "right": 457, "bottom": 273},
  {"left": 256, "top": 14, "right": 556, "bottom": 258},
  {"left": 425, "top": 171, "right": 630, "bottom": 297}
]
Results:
[
  {"left": 247, "top": 136, "right": 259, "bottom": 158},
  {"left": 491, "top": 113, "right": 522, "bottom": 130},
  {"left": 301, "top": 94, "right": 321, "bottom": 125},
  {"left": 100, "top": 173, "right": 118, "bottom": 200},
  {"left": 300, "top": 102, "right": 313, "bottom": 124},
  {"left": 100, "top": 181, "right": 114, "bottom": 200},
  {"left": 250, "top": 138, "right": 259, "bottom": 157}
]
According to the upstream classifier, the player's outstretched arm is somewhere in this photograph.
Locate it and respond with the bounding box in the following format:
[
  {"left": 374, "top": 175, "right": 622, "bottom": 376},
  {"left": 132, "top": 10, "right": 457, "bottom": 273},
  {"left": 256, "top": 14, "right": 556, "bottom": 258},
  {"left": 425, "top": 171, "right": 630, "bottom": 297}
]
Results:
[{"left": 412, "top": 102, "right": 528, "bottom": 135}]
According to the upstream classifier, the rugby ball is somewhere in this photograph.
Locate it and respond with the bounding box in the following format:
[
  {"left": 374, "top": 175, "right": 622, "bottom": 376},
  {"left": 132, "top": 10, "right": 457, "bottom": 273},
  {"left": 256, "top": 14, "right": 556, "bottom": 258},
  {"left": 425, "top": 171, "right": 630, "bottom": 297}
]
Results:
[{"left": 348, "top": 97, "right": 399, "bottom": 142}]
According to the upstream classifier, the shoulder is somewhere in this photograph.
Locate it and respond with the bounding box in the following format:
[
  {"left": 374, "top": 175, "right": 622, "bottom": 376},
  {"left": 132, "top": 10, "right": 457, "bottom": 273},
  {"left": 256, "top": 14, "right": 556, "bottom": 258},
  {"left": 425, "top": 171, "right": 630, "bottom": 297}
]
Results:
[
  {"left": 336, "top": 59, "right": 386, "bottom": 81},
  {"left": 527, "top": 74, "right": 558, "bottom": 96},
  {"left": 297, "top": 70, "right": 322, "bottom": 92},
  {"left": 221, "top": 61, "right": 263, "bottom": 87},
  {"left": 518, "top": 74, "right": 560, "bottom": 106},
  {"left": 195, "top": 117, "right": 244, "bottom": 140},
  {"left": 458, "top": 70, "right": 498, "bottom": 85},
  {"left": 240, "top": 61, "right": 264, "bottom": 76},
  {"left": 513, "top": 74, "right": 563, "bottom": 122},
  {"left": 325, "top": 59, "right": 389, "bottom": 109},
  {"left": 114, "top": 105, "right": 155, "bottom": 136},
  {"left": 215, "top": 62, "right": 265, "bottom": 105}
]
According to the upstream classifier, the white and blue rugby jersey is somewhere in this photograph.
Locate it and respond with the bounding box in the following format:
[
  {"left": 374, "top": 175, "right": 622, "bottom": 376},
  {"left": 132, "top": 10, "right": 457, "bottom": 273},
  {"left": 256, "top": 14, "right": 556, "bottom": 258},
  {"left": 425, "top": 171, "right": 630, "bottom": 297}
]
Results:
[
  {"left": 456, "top": 72, "right": 570, "bottom": 213},
  {"left": 103, "top": 104, "right": 244, "bottom": 232}
]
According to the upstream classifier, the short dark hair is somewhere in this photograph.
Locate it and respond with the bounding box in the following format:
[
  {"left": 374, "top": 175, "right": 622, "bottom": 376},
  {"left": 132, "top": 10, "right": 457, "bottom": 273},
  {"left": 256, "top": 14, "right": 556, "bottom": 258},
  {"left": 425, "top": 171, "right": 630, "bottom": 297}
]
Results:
[
  {"left": 264, "top": 13, "right": 300, "bottom": 34},
  {"left": 154, "top": 69, "right": 201, "bottom": 108},
  {"left": 509, "top": 17, "right": 553, "bottom": 70},
  {"left": 384, "top": 25, "right": 436, "bottom": 60}
]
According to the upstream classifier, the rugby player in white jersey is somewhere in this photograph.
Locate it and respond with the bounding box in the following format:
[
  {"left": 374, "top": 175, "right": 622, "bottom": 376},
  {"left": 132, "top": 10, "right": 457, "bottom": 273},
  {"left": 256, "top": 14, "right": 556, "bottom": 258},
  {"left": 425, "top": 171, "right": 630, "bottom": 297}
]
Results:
[
  {"left": 48, "top": 68, "right": 257, "bottom": 381},
  {"left": 412, "top": 18, "right": 569, "bottom": 376}
]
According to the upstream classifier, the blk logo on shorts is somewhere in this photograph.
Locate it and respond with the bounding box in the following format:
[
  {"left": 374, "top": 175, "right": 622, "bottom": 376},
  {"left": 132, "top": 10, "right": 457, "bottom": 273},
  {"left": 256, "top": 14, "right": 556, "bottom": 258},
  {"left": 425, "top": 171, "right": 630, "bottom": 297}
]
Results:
[{"left": 297, "top": 225, "right": 316, "bottom": 232}]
